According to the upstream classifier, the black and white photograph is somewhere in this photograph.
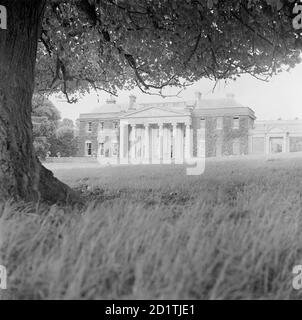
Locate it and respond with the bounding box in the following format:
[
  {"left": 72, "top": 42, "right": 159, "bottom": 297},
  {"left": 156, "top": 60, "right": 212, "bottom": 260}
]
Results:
[{"left": 1, "top": 0, "right": 302, "bottom": 306}]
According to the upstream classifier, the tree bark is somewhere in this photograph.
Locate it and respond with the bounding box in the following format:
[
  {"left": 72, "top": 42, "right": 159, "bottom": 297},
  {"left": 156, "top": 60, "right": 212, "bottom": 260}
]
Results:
[{"left": 0, "top": 1, "right": 77, "bottom": 204}]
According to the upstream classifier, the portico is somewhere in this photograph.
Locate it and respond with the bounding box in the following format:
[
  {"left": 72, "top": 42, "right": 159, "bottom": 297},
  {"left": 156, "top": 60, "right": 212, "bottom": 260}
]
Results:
[{"left": 119, "top": 106, "right": 192, "bottom": 165}]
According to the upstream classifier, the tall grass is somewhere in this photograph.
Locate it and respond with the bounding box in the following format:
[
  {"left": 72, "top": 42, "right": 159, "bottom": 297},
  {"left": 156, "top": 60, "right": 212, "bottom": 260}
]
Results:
[{"left": 1, "top": 156, "right": 302, "bottom": 299}]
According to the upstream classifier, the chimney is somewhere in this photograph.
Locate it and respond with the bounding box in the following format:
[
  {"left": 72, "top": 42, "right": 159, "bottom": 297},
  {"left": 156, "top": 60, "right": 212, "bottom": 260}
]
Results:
[
  {"left": 195, "top": 91, "right": 202, "bottom": 107},
  {"left": 129, "top": 95, "right": 136, "bottom": 110}
]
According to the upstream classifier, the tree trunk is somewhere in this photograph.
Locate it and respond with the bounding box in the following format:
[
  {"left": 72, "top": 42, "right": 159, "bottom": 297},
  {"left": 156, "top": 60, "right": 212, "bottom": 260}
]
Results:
[{"left": 0, "top": 1, "right": 77, "bottom": 204}]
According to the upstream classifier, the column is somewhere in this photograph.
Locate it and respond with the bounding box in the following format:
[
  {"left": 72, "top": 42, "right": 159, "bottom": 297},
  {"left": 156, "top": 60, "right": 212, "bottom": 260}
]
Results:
[
  {"left": 248, "top": 135, "right": 253, "bottom": 154},
  {"left": 162, "top": 125, "right": 171, "bottom": 164},
  {"left": 119, "top": 121, "right": 129, "bottom": 164},
  {"left": 185, "top": 123, "right": 191, "bottom": 160},
  {"left": 119, "top": 121, "right": 124, "bottom": 162},
  {"left": 159, "top": 123, "right": 164, "bottom": 163},
  {"left": 283, "top": 133, "right": 287, "bottom": 153},
  {"left": 144, "top": 123, "right": 150, "bottom": 163},
  {"left": 175, "top": 124, "right": 184, "bottom": 164},
  {"left": 190, "top": 127, "right": 194, "bottom": 158},
  {"left": 265, "top": 134, "right": 270, "bottom": 155},
  {"left": 172, "top": 123, "right": 177, "bottom": 162},
  {"left": 199, "top": 122, "right": 206, "bottom": 158},
  {"left": 179, "top": 124, "right": 184, "bottom": 163},
  {"left": 264, "top": 125, "right": 269, "bottom": 155},
  {"left": 130, "top": 124, "right": 136, "bottom": 162}
]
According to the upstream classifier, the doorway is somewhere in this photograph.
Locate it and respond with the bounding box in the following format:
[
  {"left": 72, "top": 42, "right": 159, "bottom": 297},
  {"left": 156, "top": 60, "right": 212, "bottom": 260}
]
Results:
[{"left": 269, "top": 137, "right": 283, "bottom": 153}]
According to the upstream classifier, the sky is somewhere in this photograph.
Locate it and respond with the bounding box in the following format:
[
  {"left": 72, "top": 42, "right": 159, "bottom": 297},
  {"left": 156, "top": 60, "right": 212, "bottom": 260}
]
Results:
[{"left": 49, "top": 61, "right": 302, "bottom": 122}]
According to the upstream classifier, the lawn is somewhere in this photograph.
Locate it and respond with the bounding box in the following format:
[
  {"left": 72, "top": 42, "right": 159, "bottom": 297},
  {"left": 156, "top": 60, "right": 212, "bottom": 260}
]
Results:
[{"left": 1, "top": 154, "right": 302, "bottom": 299}]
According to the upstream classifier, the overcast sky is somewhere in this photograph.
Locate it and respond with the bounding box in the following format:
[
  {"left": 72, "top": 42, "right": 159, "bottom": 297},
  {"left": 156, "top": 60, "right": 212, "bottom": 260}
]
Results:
[{"left": 49, "top": 61, "right": 302, "bottom": 122}]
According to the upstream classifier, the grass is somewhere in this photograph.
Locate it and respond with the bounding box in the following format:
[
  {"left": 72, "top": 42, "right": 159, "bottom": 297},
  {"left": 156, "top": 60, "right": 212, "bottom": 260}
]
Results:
[{"left": 1, "top": 155, "right": 302, "bottom": 299}]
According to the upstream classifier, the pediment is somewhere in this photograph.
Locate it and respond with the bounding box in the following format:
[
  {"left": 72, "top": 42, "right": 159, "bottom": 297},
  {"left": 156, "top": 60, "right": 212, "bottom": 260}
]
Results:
[
  {"left": 122, "top": 106, "right": 188, "bottom": 119},
  {"left": 267, "top": 126, "right": 287, "bottom": 133}
]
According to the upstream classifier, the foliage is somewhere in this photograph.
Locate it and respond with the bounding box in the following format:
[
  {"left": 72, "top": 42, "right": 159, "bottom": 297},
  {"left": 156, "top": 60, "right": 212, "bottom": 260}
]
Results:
[
  {"left": 1, "top": 156, "right": 302, "bottom": 299},
  {"left": 32, "top": 95, "right": 61, "bottom": 159},
  {"left": 33, "top": 138, "right": 51, "bottom": 161},
  {"left": 60, "top": 118, "right": 74, "bottom": 129},
  {"left": 32, "top": 94, "right": 61, "bottom": 122},
  {"left": 49, "top": 121, "right": 78, "bottom": 157},
  {"left": 32, "top": 94, "right": 61, "bottom": 139},
  {"left": 36, "top": 0, "right": 302, "bottom": 101}
]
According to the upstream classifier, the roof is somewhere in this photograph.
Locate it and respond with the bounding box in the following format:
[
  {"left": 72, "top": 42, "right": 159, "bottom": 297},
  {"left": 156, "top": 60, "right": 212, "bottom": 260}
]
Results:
[
  {"left": 90, "top": 103, "right": 125, "bottom": 114},
  {"left": 192, "top": 97, "right": 255, "bottom": 119},
  {"left": 79, "top": 113, "right": 123, "bottom": 120},
  {"left": 79, "top": 96, "right": 255, "bottom": 119},
  {"left": 80, "top": 101, "right": 126, "bottom": 119},
  {"left": 196, "top": 98, "right": 245, "bottom": 109},
  {"left": 139, "top": 101, "right": 189, "bottom": 111}
]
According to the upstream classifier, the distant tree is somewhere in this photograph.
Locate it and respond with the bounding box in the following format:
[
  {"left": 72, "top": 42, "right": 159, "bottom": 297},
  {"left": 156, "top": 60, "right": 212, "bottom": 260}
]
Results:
[
  {"left": 0, "top": 0, "right": 301, "bottom": 203},
  {"left": 32, "top": 94, "right": 61, "bottom": 160},
  {"left": 33, "top": 137, "right": 50, "bottom": 161},
  {"left": 32, "top": 94, "right": 61, "bottom": 122},
  {"left": 74, "top": 119, "right": 80, "bottom": 138},
  {"left": 59, "top": 118, "right": 74, "bottom": 129},
  {"left": 49, "top": 119, "right": 78, "bottom": 157}
]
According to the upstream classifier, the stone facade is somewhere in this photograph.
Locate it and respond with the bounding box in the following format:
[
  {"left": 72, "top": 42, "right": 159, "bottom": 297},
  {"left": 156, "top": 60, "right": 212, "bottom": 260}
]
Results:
[
  {"left": 78, "top": 119, "right": 99, "bottom": 156},
  {"left": 77, "top": 94, "right": 302, "bottom": 163},
  {"left": 250, "top": 119, "right": 302, "bottom": 155},
  {"left": 194, "top": 116, "right": 251, "bottom": 157},
  {"left": 290, "top": 137, "right": 302, "bottom": 152},
  {"left": 191, "top": 95, "right": 255, "bottom": 157}
]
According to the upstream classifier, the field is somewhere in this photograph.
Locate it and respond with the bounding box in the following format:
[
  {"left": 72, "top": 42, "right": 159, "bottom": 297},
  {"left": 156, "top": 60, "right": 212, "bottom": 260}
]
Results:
[{"left": 1, "top": 154, "right": 302, "bottom": 299}]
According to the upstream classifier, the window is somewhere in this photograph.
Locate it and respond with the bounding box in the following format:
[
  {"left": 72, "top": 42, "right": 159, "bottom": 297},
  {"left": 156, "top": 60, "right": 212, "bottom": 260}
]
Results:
[
  {"left": 216, "top": 139, "right": 222, "bottom": 157},
  {"left": 87, "top": 122, "right": 92, "bottom": 132},
  {"left": 112, "top": 143, "right": 118, "bottom": 156},
  {"left": 99, "top": 143, "right": 104, "bottom": 156},
  {"left": 270, "top": 137, "right": 283, "bottom": 153},
  {"left": 233, "top": 117, "right": 239, "bottom": 129},
  {"left": 216, "top": 117, "right": 223, "bottom": 130},
  {"left": 232, "top": 139, "right": 240, "bottom": 155},
  {"left": 85, "top": 141, "right": 92, "bottom": 156},
  {"left": 290, "top": 137, "right": 302, "bottom": 152}
]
